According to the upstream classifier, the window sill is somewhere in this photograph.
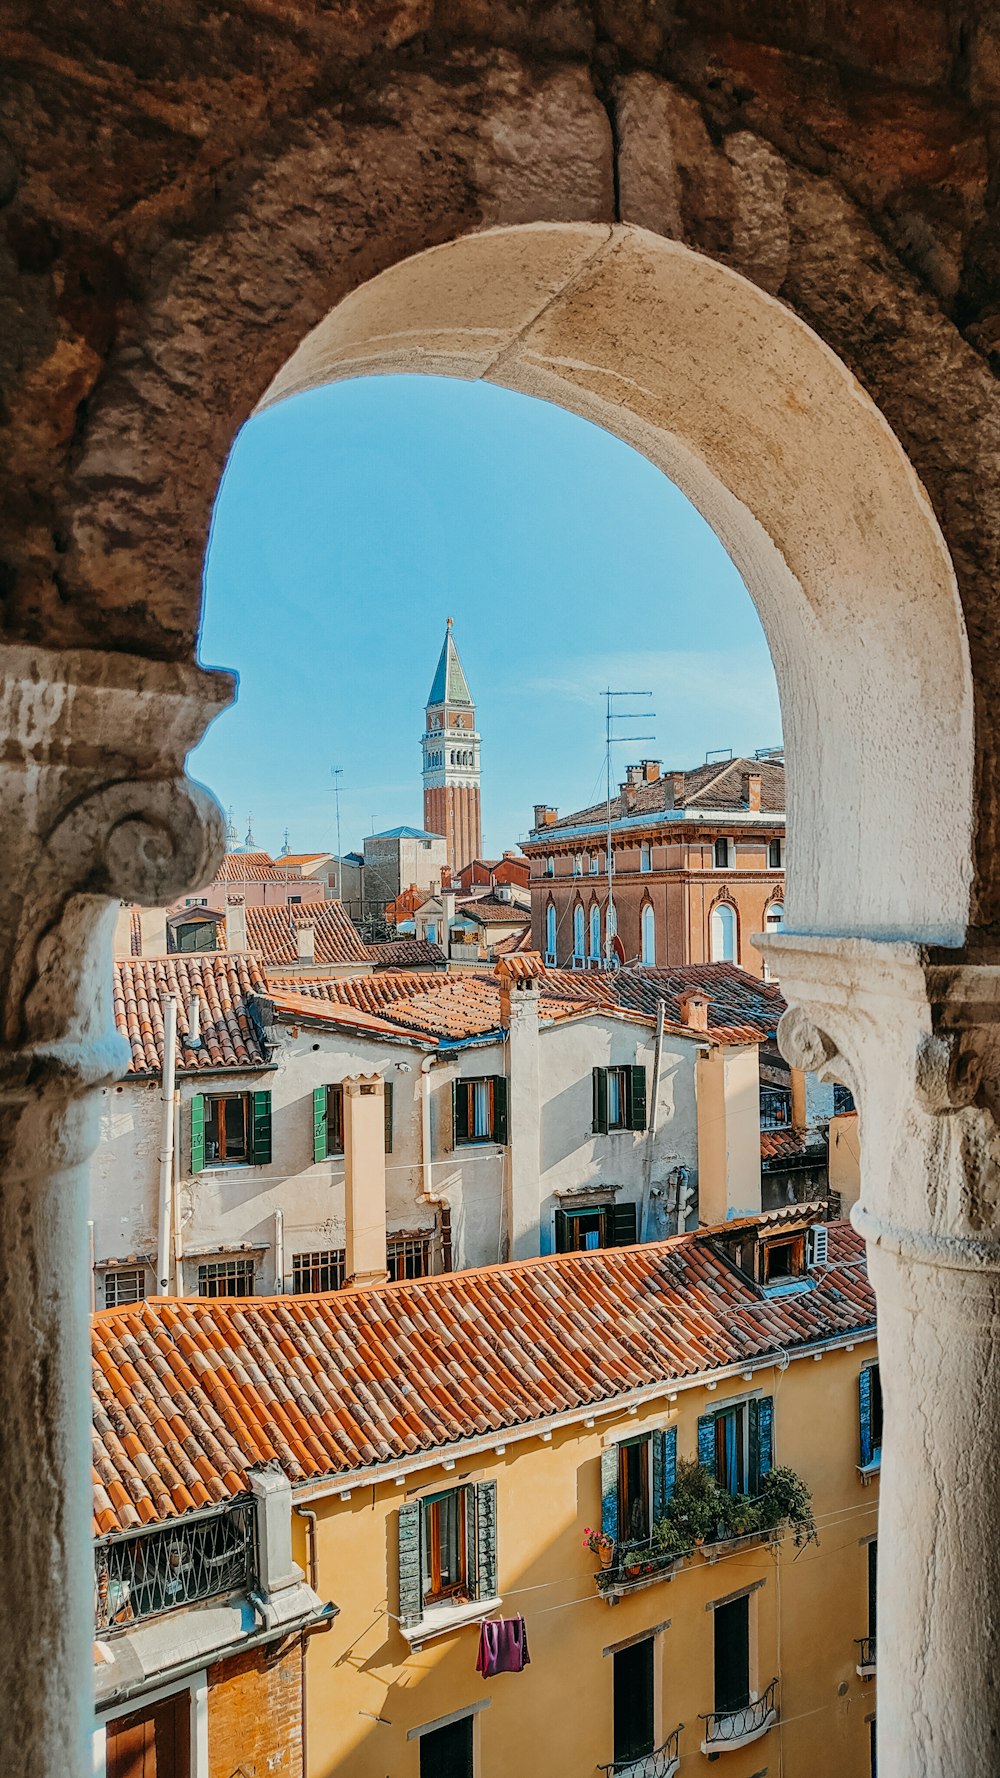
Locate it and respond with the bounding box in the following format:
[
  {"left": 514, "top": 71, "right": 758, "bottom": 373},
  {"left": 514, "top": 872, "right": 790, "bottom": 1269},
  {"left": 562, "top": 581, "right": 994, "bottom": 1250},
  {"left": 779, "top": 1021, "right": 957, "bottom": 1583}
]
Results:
[
  {"left": 454, "top": 1140, "right": 502, "bottom": 1152},
  {"left": 857, "top": 1454, "right": 882, "bottom": 1485},
  {"left": 700, "top": 1707, "right": 777, "bottom": 1756},
  {"left": 400, "top": 1596, "right": 502, "bottom": 1650}
]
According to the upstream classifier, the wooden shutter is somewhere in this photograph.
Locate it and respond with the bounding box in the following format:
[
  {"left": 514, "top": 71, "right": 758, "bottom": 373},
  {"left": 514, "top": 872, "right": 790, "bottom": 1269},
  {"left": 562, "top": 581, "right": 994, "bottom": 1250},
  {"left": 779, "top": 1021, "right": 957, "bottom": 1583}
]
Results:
[
  {"left": 697, "top": 1412, "right": 716, "bottom": 1472},
  {"left": 609, "top": 1202, "right": 638, "bottom": 1247},
  {"left": 463, "top": 1485, "right": 479, "bottom": 1596},
  {"left": 859, "top": 1366, "right": 874, "bottom": 1467},
  {"left": 452, "top": 1078, "right": 469, "bottom": 1145},
  {"left": 190, "top": 1095, "right": 205, "bottom": 1175},
  {"left": 251, "top": 1090, "right": 272, "bottom": 1165},
  {"left": 397, "top": 1501, "right": 422, "bottom": 1628},
  {"left": 651, "top": 1426, "right": 677, "bottom": 1524},
  {"left": 554, "top": 1209, "right": 572, "bottom": 1253},
  {"left": 601, "top": 1445, "right": 619, "bottom": 1542},
  {"left": 757, "top": 1395, "right": 774, "bottom": 1482},
  {"left": 492, "top": 1076, "right": 509, "bottom": 1146},
  {"left": 628, "top": 1065, "right": 648, "bottom": 1131},
  {"left": 383, "top": 1080, "right": 394, "bottom": 1153},
  {"left": 475, "top": 1480, "right": 498, "bottom": 1601},
  {"left": 313, "top": 1086, "right": 328, "bottom": 1163},
  {"left": 593, "top": 1068, "right": 609, "bottom": 1134}
]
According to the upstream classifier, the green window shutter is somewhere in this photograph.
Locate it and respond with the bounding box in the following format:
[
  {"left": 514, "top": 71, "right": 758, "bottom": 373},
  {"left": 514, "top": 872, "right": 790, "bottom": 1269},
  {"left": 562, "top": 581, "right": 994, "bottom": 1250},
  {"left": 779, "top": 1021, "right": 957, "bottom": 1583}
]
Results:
[
  {"left": 629, "top": 1065, "right": 648, "bottom": 1131},
  {"left": 593, "top": 1067, "right": 609, "bottom": 1134},
  {"left": 493, "top": 1076, "right": 509, "bottom": 1146},
  {"left": 652, "top": 1427, "right": 677, "bottom": 1524},
  {"left": 313, "top": 1086, "right": 328, "bottom": 1163},
  {"left": 251, "top": 1090, "right": 272, "bottom": 1166},
  {"left": 859, "top": 1367, "right": 873, "bottom": 1467},
  {"left": 600, "top": 1445, "right": 619, "bottom": 1542},
  {"left": 190, "top": 1095, "right": 205, "bottom": 1174},
  {"left": 452, "top": 1078, "right": 469, "bottom": 1146},
  {"left": 397, "top": 1501, "right": 422, "bottom": 1628},
  {"left": 475, "top": 1480, "right": 498, "bottom": 1601},
  {"left": 554, "top": 1209, "right": 572, "bottom": 1254},
  {"left": 697, "top": 1412, "right": 716, "bottom": 1473},
  {"left": 609, "top": 1202, "right": 638, "bottom": 1247},
  {"left": 383, "top": 1080, "right": 394, "bottom": 1154}
]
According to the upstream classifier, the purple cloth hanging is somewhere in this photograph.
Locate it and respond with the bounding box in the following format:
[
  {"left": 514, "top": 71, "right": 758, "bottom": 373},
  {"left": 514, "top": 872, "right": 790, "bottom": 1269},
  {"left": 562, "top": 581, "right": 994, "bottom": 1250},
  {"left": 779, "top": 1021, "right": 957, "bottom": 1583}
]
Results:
[{"left": 477, "top": 1617, "right": 530, "bottom": 1677}]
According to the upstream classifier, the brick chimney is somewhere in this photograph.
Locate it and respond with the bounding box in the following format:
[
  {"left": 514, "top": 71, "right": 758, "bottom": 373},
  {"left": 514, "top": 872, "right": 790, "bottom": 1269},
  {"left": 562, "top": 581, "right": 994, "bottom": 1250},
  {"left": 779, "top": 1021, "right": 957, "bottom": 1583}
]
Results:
[
  {"left": 621, "top": 780, "right": 638, "bottom": 811},
  {"left": 533, "top": 804, "right": 558, "bottom": 828},
  {"left": 696, "top": 1042, "right": 763, "bottom": 1225},
  {"left": 343, "top": 1075, "right": 388, "bottom": 1286},
  {"left": 227, "top": 896, "right": 248, "bottom": 952},
  {"left": 641, "top": 760, "right": 661, "bottom": 783},
  {"left": 741, "top": 771, "right": 763, "bottom": 812},
  {"left": 295, "top": 921, "right": 315, "bottom": 966},
  {"left": 663, "top": 772, "right": 687, "bottom": 809},
  {"left": 679, "top": 989, "right": 710, "bottom": 1033},
  {"left": 626, "top": 764, "right": 643, "bottom": 786}
]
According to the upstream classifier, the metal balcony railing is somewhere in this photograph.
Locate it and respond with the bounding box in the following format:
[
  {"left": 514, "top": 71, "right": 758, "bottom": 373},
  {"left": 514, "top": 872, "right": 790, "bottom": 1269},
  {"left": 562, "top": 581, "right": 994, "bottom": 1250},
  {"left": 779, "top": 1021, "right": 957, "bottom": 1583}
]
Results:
[
  {"left": 760, "top": 1089, "right": 792, "bottom": 1130},
  {"left": 595, "top": 1536, "right": 692, "bottom": 1595},
  {"left": 700, "top": 1678, "right": 778, "bottom": 1749},
  {"left": 95, "top": 1499, "right": 258, "bottom": 1632},
  {"left": 598, "top": 1725, "right": 682, "bottom": 1776},
  {"left": 856, "top": 1635, "right": 876, "bottom": 1673}
]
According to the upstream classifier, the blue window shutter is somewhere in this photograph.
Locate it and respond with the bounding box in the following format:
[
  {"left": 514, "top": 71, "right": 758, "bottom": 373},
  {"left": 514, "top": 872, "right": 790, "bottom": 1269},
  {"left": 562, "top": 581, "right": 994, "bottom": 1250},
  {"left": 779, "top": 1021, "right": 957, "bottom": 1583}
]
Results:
[
  {"left": 697, "top": 1412, "right": 716, "bottom": 1472},
  {"left": 652, "top": 1427, "right": 676, "bottom": 1523},
  {"left": 756, "top": 1396, "right": 774, "bottom": 1485},
  {"left": 664, "top": 1425, "right": 677, "bottom": 1502},
  {"left": 476, "top": 1480, "right": 498, "bottom": 1600},
  {"left": 397, "top": 1502, "right": 422, "bottom": 1628},
  {"left": 190, "top": 1095, "right": 205, "bottom": 1174},
  {"left": 313, "top": 1085, "right": 328, "bottom": 1163},
  {"left": 601, "top": 1446, "right": 619, "bottom": 1541},
  {"left": 859, "top": 1367, "right": 873, "bottom": 1467}
]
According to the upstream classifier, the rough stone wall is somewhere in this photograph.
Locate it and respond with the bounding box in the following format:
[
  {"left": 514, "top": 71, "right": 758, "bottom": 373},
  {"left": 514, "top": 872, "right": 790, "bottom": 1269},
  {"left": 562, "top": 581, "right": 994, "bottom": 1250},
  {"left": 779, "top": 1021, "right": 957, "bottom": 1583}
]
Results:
[
  {"left": 3, "top": 3, "right": 1000, "bottom": 904},
  {"left": 207, "top": 1640, "right": 303, "bottom": 1778}
]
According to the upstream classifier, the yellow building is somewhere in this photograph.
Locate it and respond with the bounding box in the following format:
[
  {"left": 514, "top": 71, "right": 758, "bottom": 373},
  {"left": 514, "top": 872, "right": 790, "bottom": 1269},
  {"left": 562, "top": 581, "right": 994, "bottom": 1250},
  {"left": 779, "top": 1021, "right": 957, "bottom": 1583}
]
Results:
[{"left": 92, "top": 1212, "right": 880, "bottom": 1778}]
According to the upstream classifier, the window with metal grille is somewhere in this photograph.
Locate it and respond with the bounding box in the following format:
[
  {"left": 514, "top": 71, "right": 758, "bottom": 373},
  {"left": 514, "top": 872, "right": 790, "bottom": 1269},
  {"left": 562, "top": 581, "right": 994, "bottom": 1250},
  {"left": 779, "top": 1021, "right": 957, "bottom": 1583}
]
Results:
[
  {"left": 103, "top": 1267, "right": 147, "bottom": 1308},
  {"left": 387, "top": 1234, "right": 432, "bottom": 1281},
  {"left": 760, "top": 1087, "right": 792, "bottom": 1129},
  {"left": 197, "top": 1257, "right": 255, "bottom": 1297},
  {"left": 292, "top": 1249, "right": 345, "bottom": 1293},
  {"left": 95, "top": 1500, "right": 257, "bottom": 1632}
]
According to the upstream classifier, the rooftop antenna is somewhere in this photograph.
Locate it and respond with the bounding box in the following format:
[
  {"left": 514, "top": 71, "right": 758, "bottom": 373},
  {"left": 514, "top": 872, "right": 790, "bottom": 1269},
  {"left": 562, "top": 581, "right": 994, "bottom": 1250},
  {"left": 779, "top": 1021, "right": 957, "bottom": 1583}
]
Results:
[
  {"left": 603, "top": 690, "right": 655, "bottom": 965},
  {"left": 331, "top": 766, "right": 344, "bottom": 900}
]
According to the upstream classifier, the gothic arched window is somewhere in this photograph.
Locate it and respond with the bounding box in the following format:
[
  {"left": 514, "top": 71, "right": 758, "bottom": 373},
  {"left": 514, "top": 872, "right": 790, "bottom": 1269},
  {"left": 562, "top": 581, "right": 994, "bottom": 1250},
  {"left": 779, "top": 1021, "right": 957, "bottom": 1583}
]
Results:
[
  {"left": 573, "top": 903, "right": 585, "bottom": 959},
  {"left": 710, "top": 901, "right": 737, "bottom": 962},
  {"left": 641, "top": 902, "right": 656, "bottom": 965}
]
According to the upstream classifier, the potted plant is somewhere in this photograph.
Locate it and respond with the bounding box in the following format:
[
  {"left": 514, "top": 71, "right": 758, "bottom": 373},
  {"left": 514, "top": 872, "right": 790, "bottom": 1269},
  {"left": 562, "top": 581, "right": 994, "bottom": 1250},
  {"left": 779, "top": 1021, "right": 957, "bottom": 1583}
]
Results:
[
  {"left": 759, "top": 1465, "right": 818, "bottom": 1547},
  {"left": 583, "top": 1526, "right": 616, "bottom": 1568}
]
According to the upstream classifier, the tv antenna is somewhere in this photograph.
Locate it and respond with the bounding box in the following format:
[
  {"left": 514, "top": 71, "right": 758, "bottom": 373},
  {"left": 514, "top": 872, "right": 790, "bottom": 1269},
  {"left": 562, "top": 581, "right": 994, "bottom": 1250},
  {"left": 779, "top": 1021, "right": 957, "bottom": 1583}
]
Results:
[
  {"left": 603, "top": 690, "right": 655, "bottom": 964},
  {"left": 331, "top": 766, "right": 344, "bottom": 900}
]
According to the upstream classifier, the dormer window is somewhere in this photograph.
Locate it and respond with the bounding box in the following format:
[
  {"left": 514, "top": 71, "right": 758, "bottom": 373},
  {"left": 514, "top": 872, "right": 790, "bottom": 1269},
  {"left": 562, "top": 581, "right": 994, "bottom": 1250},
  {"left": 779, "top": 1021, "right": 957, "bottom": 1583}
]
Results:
[{"left": 762, "top": 1233, "right": 806, "bottom": 1284}]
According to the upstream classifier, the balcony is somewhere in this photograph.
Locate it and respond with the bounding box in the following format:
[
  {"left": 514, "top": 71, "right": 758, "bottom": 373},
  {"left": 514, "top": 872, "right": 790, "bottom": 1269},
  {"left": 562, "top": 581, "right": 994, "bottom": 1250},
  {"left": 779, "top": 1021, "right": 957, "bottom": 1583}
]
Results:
[
  {"left": 595, "top": 1537, "right": 692, "bottom": 1602},
  {"left": 700, "top": 1679, "right": 778, "bottom": 1756},
  {"left": 856, "top": 1635, "right": 876, "bottom": 1677},
  {"left": 94, "top": 1499, "right": 258, "bottom": 1632},
  {"left": 598, "top": 1726, "right": 682, "bottom": 1778}
]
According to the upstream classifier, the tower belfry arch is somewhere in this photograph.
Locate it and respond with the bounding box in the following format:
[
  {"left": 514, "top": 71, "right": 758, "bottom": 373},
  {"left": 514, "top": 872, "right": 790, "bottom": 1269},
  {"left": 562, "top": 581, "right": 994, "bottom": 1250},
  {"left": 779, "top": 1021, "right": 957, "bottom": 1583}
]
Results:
[{"left": 422, "top": 616, "right": 483, "bottom": 875}]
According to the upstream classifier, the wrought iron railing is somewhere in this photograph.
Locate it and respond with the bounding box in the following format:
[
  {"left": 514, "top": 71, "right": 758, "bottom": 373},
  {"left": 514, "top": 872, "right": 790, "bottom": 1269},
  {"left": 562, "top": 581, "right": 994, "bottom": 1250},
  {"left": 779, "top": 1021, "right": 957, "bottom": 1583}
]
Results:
[
  {"left": 760, "top": 1088, "right": 792, "bottom": 1129},
  {"left": 595, "top": 1537, "right": 692, "bottom": 1593},
  {"left": 856, "top": 1635, "right": 876, "bottom": 1671},
  {"left": 598, "top": 1725, "right": 682, "bottom": 1775},
  {"left": 701, "top": 1678, "right": 778, "bottom": 1747},
  {"left": 95, "top": 1500, "right": 258, "bottom": 1631}
]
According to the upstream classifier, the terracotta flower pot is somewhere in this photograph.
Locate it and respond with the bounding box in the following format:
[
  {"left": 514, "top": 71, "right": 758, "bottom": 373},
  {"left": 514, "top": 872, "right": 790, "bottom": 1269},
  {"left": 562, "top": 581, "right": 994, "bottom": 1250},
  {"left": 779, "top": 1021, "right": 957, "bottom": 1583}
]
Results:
[{"left": 598, "top": 1543, "right": 615, "bottom": 1569}]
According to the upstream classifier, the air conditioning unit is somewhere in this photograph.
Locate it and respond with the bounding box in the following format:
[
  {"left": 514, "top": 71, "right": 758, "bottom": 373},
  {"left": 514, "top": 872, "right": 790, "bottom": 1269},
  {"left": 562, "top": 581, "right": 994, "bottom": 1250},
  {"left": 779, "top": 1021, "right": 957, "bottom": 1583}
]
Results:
[{"left": 807, "top": 1224, "right": 829, "bottom": 1268}]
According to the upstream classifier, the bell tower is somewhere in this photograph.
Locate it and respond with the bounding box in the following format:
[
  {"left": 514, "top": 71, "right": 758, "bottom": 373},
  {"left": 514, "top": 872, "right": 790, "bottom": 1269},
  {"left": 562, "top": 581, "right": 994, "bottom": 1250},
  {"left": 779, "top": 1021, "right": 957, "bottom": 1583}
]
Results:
[{"left": 422, "top": 619, "right": 483, "bottom": 875}]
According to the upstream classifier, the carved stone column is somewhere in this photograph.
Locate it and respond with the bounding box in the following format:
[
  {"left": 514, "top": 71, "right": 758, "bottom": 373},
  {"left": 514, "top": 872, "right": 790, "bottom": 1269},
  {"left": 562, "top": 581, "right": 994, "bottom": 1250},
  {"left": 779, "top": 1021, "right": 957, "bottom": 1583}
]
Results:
[
  {"left": 0, "top": 643, "right": 231, "bottom": 1778},
  {"left": 765, "top": 932, "right": 1000, "bottom": 1778}
]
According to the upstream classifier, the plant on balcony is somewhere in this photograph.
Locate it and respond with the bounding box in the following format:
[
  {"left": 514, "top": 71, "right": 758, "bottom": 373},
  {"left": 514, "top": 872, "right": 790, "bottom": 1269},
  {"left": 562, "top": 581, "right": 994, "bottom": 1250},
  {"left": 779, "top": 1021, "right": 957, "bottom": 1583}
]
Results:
[
  {"left": 653, "top": 1458, "right": 817, "bottom": 1550},
  {"left": 758, "top": 1464, "right": 817, "bottom": 1547},
  {"left": 583, "top": 1526, "right": 615, "bottom": 1567}
]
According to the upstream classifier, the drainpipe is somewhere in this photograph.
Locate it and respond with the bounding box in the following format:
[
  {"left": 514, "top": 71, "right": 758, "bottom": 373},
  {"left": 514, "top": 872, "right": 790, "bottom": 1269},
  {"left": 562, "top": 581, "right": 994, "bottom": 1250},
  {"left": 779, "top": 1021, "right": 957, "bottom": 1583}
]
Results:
[
  {"left": 274, "top": 1207, "right": 284, "bottom": 1293},
  {"left": 420, "top": 1055, "right": 434, "bottom": 1200},
  {"left": 172, "top": 1092, "right": 184, "bottom": 1295},
  {"left": 87, "top": 1220, "right": 95, "bottom": 1313},
  {"left": 639, "top": 1001, "right": 666, "bottom": 1241},
  {"left": 293, "top": 1505, "right": 319, "bottom": 1590},
  {"left": 156, "top": 997, "right": 177, "bottom": 1295}
]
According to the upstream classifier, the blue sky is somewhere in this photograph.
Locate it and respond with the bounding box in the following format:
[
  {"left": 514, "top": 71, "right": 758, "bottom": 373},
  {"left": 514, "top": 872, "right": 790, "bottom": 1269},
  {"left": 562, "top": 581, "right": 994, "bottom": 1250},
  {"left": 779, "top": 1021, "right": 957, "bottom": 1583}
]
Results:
[{"left": 195, "top": 376, "right": 781, "bottom": 859}]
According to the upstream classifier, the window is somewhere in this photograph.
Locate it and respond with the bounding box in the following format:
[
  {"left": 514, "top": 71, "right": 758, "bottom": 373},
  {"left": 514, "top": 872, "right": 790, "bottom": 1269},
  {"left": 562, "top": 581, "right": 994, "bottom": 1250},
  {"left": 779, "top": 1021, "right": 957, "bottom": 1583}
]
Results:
[
  {"left": 710, "top": 901, "right": 737, "bottom": 962},
  {"left": 545, "top": 855, "right": 555, "bottom": 877},
  {"left": 759, "top": 1086, "right": 791, "bottom": 1129},
  {"left": 554, "top": 1201, "right": 638, "bottom": 1253},
  {"left": 419, "top": 1715, "right": 473, "bottom": 1778},
  {"left": 833, "top": 1083, "right": 856, "bottom": 1115},
  {"left": 761, "top": 1234, "right": 806, "bottom": 1284},
  {"left": 388, "top": 1233, "right": 432, "bottom": 1280},
  {"left": 768, "top": 837, "right": 784, "bottom": 869},
  {"left": 593, "top": 1066, "right": 647, "bottom": 1133},
  {"left": 714, "top": 836, "right": 735, "bottom": 870},
  {"left": 764, "top": 900, "right": 785, "bottom": 930},
  {"left": 289, "top": 893, "right": 302, "bottom": 904},
  {"left": 197, "top": 1257, "right": 256, "bottom": 1297},
  {"left": 589, "top": 904, "right": 602, "bottom": 958},
  {"left": 590, "top": 851, "right": 600, "bottom": 875},
  {"left": 698, "top": 1397, "right": 774, "bottom": 1496},
  {"left": 573, "top": 853, "right": 583, "bottom": 876},
  {"left": 545, "top": 901, "right": 556, "bottom": 959},
  {"left": 714, "top": 1593, "right": 751, "bottom": 1715},
  {"left": 859, "top": 1363, "right": 883, "bottom": 1469},
  {"left": 453, "top": 1076, "right": 508, "bottom": 1145},
  {"left": 640, "top": 841, "right": 652, "bottom": 873},
  {"left": 105, "top": 1693, "right": 190, "bottom": 1778},
  {"left": 292, "top": 1248, "right": 345, "bottom": 1292},
  {"left": 640, "top": 902, "right": 656, "bottom": 965},
  {"left": 573, "top": 902, "right": 586, "bottom": 959},
  {"left": 868, "top": 1537, "right": 878, "bottom": 1639},
  {"left": 600, "top": 1428, "right": 676, "bottom": 1546},
  {"left": 427, "top": 921, "right": 438, "bottom": 944},
  {"left": 613, "top": 1636, "right": 655, "bottom": 1767},
  {"left": 313, "top": 1081, "right": 393, "bottom": 1160},
  {"left": 398, "top": 1481, "right": 498, "bottom": 1628},
  {"left": 191, "top": 1090, "right": 271, "bottom": 1171},
  {"left": 103, "top": 1266, "right": 147, "bottom": 1308},
  {"left": 870, "top": 1717, "right": 877, "bottom": 1778}
]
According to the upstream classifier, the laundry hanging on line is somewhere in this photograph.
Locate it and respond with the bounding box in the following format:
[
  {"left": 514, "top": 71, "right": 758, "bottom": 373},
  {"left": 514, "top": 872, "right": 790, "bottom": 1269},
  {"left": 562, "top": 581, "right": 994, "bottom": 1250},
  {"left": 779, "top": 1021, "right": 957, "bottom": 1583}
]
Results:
[{"left": 476, "top": 1616, "right": 531, "bottom": 1677}]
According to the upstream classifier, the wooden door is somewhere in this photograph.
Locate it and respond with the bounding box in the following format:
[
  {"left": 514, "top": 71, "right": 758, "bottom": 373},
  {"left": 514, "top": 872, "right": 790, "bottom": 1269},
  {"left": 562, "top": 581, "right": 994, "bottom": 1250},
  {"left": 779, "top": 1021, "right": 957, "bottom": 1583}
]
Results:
[{"left": 105, "top": 1691, "right": 190, "bottom": 1778}]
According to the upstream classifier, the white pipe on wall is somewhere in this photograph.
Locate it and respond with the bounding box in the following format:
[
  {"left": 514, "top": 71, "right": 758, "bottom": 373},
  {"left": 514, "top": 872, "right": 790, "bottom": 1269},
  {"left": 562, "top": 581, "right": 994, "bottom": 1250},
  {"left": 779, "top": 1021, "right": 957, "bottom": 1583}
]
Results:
[
  {"left": 420, "top": 1056, "right": 434, "bottom": 1200},
  {"left": 156, "top": 997, "right": 177, "bottom": 1294},
  {"left": 172, "top": 1092, "right": 184, "bottom": 1294},
  {"left": 274, "top": 1207, "right": 284, "bottom": 1293}
]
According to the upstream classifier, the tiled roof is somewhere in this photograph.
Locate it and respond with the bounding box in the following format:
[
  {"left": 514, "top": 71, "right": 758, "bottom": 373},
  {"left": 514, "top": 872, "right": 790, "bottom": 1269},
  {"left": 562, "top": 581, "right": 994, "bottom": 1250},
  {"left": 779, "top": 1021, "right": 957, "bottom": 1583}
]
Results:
[
  {"left": 538, "top": 963, "right": 784, "bottom": 1044},
  {"left": 459, "top": 889, "right": 532, "bottom": 923},
  {"left": 761, "top": 1128, "right": 827, "bottom": 1164},
  {"left": 113, "top": 955, "right": 271, "bottom": 1075},
  {"left": 367, "top": 938, "right": 447, "bottom": 968},
  {"left": 530, "top": 757, "right": 785, "bottom": 837},
  {"left": 233, "top": 902, "right": 370, "bottom": 967},
  {"left": 129, "top": 907, "right": 142, "bottom": 956},
  {"left": 278, "top": 853, "right": 330, "bottom": 867},
  {"left": 90, "top": 1221, "right": 873, "bottom": 1532},
  {"left": 212, "top": 851, "right": 283, "bottom": 882},
  {"left": 494, "top": 924, "right": 535, "bottom": 954}
]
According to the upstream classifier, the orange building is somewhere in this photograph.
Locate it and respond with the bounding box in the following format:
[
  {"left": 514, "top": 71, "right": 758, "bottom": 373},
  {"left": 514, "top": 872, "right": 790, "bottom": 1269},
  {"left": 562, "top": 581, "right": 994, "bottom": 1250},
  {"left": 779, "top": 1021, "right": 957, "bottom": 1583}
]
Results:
[
  {"left": 422, "top": 619, "right": 483, "bottom": 875},
  {"left": 523, "top": 756, "right": 785, "bottom": 978}
]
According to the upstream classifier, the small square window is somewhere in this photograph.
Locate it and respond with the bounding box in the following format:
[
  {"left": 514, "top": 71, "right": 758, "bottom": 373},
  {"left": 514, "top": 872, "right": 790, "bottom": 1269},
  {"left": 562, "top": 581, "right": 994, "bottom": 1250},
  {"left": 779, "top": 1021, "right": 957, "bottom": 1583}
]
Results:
[
  {"left": 103, "top": 1267, "right": 147, "bottom": 1308},
  {"left": 387, "top": 1234, "right": 432, "bottom": 1281},
  {"left": 292, "top": 1249, "right": 345, "bottom": 1292},
  {"left": 198, "top": 1258, "right": 255, "bottom": 1297}
]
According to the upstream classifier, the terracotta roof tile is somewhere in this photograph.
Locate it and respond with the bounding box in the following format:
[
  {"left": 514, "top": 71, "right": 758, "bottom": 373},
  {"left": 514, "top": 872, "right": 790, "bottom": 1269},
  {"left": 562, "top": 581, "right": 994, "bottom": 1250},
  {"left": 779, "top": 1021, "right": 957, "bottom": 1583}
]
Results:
[
  {"left": 213, "top": 851, "right": 283, "bottom": 882},
  {"left": 761, "top": 1128, "right": 826, "bottom": 1163},
  {"left": 113, "top": 955, "right": 270, "bottom": 1075},
  {"left": 230, "top": 902, "right": 370, "bottom": 967},
  {"left": 367, "top": 938, "right": 447, "bottom": 968},
  {"left": 530, "top": 757, "right": 785, "bottom": 836},
  {"left": 91, "top": 1221, "right": 873, "bottom": 1532}
]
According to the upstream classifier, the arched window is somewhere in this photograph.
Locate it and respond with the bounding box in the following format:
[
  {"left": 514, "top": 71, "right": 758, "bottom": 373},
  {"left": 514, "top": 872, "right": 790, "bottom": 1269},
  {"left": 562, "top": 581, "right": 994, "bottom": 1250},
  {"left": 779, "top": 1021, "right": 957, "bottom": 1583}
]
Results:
[
  {"left": 545, "top": 902, "right": 557, "bottom": 960},
  {"left": 589, "top": 904, "right": 601, "bottom": 959},
  {"left": 710, "top": 901, "right": 737, "bottom": 962},
  {"left": 714, "top": 836, "right": 734, "bottom": 870},
  {"left": 764, "top": 901, "right": 785, "bottom": 931},
  {"left": 545, "top": 855, "right": 555, "bottom": 878},
  {"left": 641, "top": 903, "right": 656, "bottom": 965},
  {"left": 573, "top": 903, "right": 585, "bottom": 959}
]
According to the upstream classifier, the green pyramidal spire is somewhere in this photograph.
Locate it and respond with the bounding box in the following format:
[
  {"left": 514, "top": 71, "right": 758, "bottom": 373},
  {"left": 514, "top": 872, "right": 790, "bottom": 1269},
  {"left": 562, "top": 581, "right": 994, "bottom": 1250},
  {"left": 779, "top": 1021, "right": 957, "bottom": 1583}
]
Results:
[{"left": 427, "top": 617, "right": 473, "bottom": 707}]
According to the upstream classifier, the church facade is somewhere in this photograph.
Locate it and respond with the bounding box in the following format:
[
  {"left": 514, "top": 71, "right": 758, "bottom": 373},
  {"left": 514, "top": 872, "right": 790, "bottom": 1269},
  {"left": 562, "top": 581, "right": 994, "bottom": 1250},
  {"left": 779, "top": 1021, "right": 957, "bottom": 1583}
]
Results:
[{"left": 422, "top": 619, "right": 483, "bottom": 876}]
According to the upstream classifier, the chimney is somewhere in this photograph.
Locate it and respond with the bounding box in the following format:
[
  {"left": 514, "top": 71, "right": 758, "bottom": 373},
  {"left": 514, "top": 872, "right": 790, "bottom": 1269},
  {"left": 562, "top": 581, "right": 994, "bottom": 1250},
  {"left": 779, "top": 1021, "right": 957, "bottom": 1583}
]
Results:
[
  {"left": 696, "top": 1043, "right": 762, "bottom": 1226},
  {"left": 295, "top": 922, "right": 315, "bottom": 966},
  {"left": 626, "top": 764, "right": 643, "bottom": 786},
  {"left": 343, "top": 1075, "right": 388, "bottom": 1286},
  {"left": 495, "top": 882, "right": 512, "bottom": 904},
  {"left": 227, "top": 896, "right": 248, "bottom": 952},
  {"left": 641, "top": 760, "right": 661, "bottom": 783},
  {"left": 533, "top": 804, "right": 558, "bottom": 828},
  {"left": 113, "top": 903, "right": 134, "bottom": 957},
  {"left": 621, "top": 780, "right": 638, "bottom": 811},
  {"left": 441, "top": 890, "right": 456, "bottom": 927},
  {"left": 247, "top": 1468, "right": 302, "bottom": 1602},
  {"left": 497, "top": 961, "right": 541, "bottom": 1260},
  {"left": 679, "top": 989, "right": 710, "bottom": 1033},
  {"left": 663, "top": 772, "right": 687, "bottom": 809},
  {"left": 139, "top": 907, "right": 168, "bottom": 954},
  {"left": 741, "top": 771, "right": 763, "bottom": 812}
]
